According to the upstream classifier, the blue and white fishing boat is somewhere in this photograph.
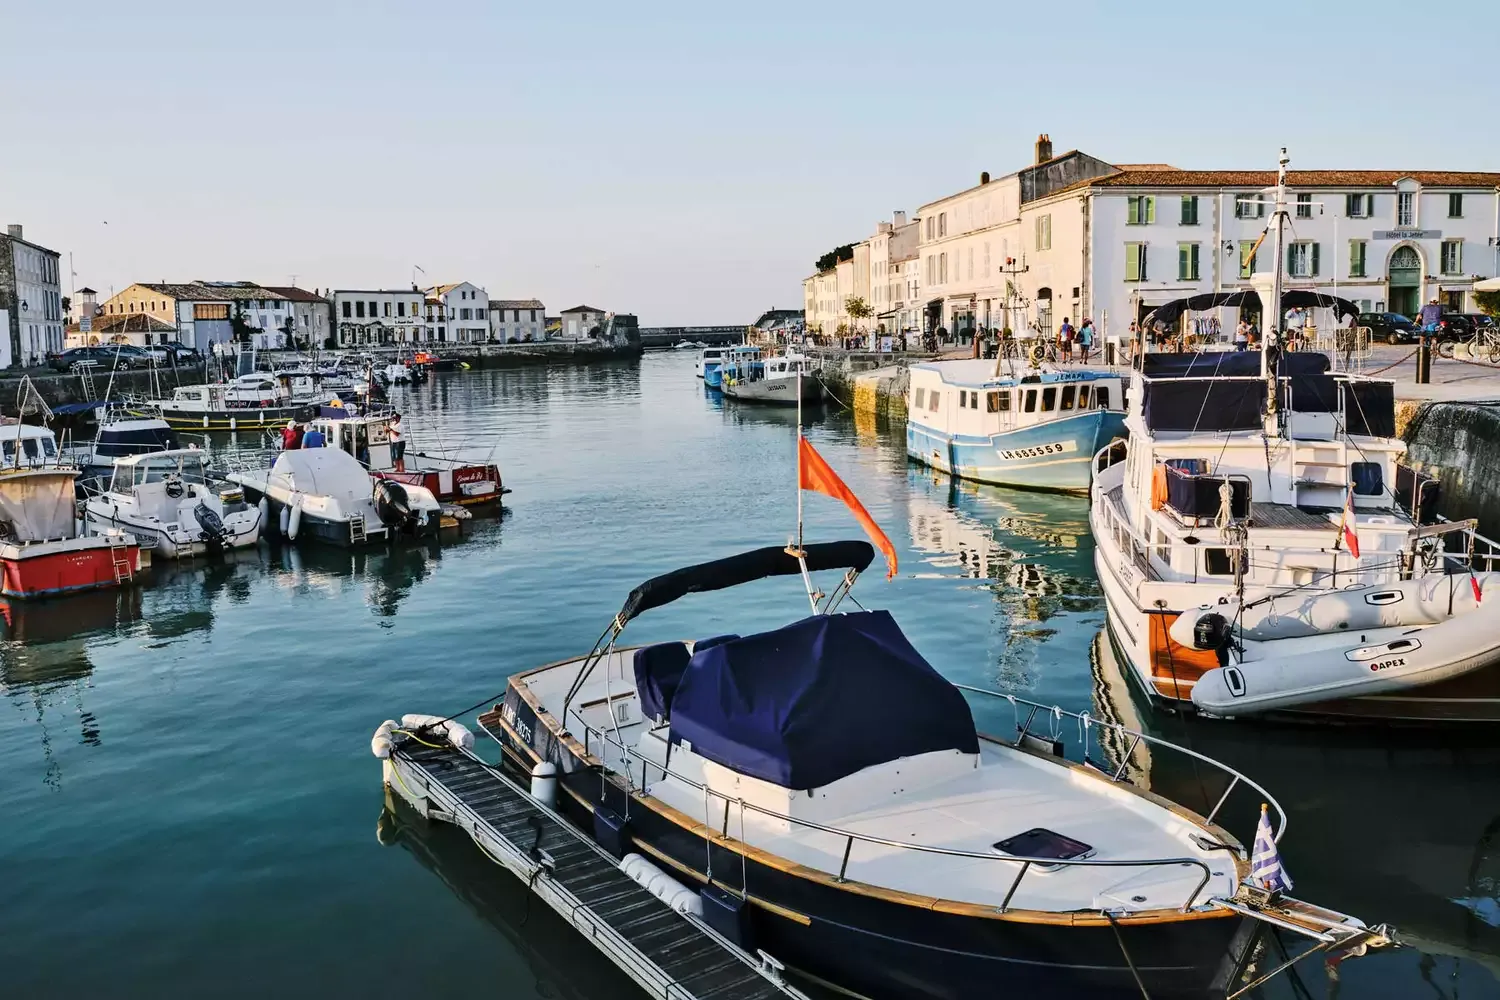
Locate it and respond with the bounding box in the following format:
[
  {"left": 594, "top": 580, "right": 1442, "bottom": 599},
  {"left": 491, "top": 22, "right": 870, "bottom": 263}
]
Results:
[
  {"left": 701, "top": 345, "right": 761, "bottom": 389},
  {"left": 696, "top": 346, "right": 730, "bottom": 384},
  {"left": 906, "top": 361, "right": 1126, "bottom": 492}
]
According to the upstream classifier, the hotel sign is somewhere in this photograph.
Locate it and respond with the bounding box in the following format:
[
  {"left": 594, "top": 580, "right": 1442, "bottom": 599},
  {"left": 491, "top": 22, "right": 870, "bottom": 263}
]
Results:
[{"left": 1372, "top": 229, "right": 1441, "bottom": 240}]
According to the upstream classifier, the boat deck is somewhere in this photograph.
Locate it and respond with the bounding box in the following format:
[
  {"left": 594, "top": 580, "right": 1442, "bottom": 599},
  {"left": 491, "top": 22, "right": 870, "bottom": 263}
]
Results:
[
  {"left": 386, "top": 736, "right": 802, "bottom": 1000},
  {"left": 523, "top": 651, "right": 1243, "bottom": 916}
]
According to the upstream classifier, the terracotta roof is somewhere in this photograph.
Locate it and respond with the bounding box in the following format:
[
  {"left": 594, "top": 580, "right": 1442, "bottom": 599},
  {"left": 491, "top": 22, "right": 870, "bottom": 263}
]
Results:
[
  {"left": 560, "top": 304, "right": 604, "bottom": 313},
  {"left": 1092, "top": 169, "right": 1500, "bottom": 188},
  {"left": 131, "top": 281, "right": 287, "bottom": 302},
  {"left": 91, "top": 312, "right": 176, "bottom": 334},
  {"left": 261, "top": 285, "right": 328, "bottom": 303},
  {"left": 429, "top": 282, "right": 475, "bottom": 296},
  {"left": 491, "top": 298, "right": 545, "bottom": 309},
  {"left": 1111, "top": 163, "right": 1179, "bottom": 171}
]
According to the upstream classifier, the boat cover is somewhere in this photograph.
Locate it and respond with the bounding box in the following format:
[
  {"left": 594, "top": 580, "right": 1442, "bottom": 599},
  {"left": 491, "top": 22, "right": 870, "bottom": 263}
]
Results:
[
  {"left": 1141, "top": 352, "right": 1328, "bottom": 378},
  {"left": 1142, "top": 290, "right": 1360, "bottom": 328},
  {"left": 618, "top": 541, "right": 875, "bottom": 624},
  {"left": 0, "top": 471, "right": 79, "bottom": 541},
  {"left": 269, "top": 448, "right": 372, "bottom": 503},
  {"left": 668, "top": 610, "right": 978, "bottom": 790},
  {"left": 633, "top": 634, "right": 738, "bottom": 721}
]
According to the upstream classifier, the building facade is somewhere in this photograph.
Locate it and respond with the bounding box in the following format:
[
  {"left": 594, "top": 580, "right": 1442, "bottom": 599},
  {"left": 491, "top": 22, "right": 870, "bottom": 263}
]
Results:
[
  {"left": 0, "top": 224, "right": 64, "bottom": 367},
  {"left": 426, "top": 283, "right": 489, "bottom": 343},
  {"left": 490, "top": 299, "right": 547, "bottom": 342},
  {"left": 332, "top": 289, "right": 426, "bottom": 346},
  {"left": 559, "top": 305, "right": 605, "bottom": 340},
  {"left": 262, "top": 286, "right": 333, "bottom": 349}
]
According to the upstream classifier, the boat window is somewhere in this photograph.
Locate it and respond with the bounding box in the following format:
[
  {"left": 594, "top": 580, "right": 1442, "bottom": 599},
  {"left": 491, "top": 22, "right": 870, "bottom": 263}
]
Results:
[
  {"left": 1095, "top": 387, "right": 1110, "bottom": 409},
  {"left": 1023, "top": 390, "right": 1037, "bottom": 413},
  {"left": 958, "top": 392, "right": 967, "bottom": 409},
  {"left": 42, "top": 439, "right": 56, "bottom": 457},
  {"left": 1041, "top": 387, "right": 1057, "bottom": 412},
  {"left": 913, "top": 388, "right": 926, "bottom": 408},
  {"left": 1, "top": 442, "right": 11, "bottom": 461},
  {"left": 1203, "top": 547, "right": 1246, "bottom": 576},
  {"left": 1078, "top": 385, "right": 1092, "bottom": 408},
  {"left": 986, "top": 390, "right": 1010, "bottom": 412},
  {"left": 928, "top": 391, "right": 941, "bottom": 411},
  {"left": 1351, "top": 461, "right": 1383, "bottom": 496},
  {"left": 1060, "top": 385, "right": 1076, "bottom": 410},
  {"left": 21, "top": 438, "right": 39, "bottom": 460}
]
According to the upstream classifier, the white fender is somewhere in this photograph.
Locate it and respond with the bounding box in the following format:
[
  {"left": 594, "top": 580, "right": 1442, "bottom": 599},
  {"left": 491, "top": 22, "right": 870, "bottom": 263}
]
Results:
[
  {"left": 257, "top": 497, "right": 269, "bottom": 530},
  {"left": 370, "top": 719, "right": 398, "bottom": 759},
  {"left": 278, "top": 503, "right": 290, "bottom": 537},
  {"left": 619, "top": 853, "right": 703, "bottom": 916},
  {"left": 398, "top": 713, "right": 474, "bottom": 751},
  {"left": 287, "top": 498, "right": 302, "bottom": 541}
]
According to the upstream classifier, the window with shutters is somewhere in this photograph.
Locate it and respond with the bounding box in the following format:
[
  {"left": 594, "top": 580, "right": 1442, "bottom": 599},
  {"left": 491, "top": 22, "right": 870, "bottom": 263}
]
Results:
[
  {"left": 1238, "top": 241, "right": 1258, "bottom": 279},
  {"left": 925, "top": 217, "right": 933, "bottom": 241},
  {"left": 1288, "top": 242, "right": 1319, "bottom": 277},
  {"left": 1035, "top": 214, "right": 1052, "bottom": 250},
  {"left": 1180, "top": 196, "right": 1198, "bottom": 225},
  {"left": 1234, "top": 194, "right": 1263, "bottom": 219},
  {"left": 1126, "top": 196, "right": 1155, "bottom": 225},
  {"left": 1125, "top": 243, "right": 1147, "bottom": 282},
  {"left": 1177, "top": 243, "right": 1200, "bottom": 281},
  {"left": 1441, "top": 240, "right": 1462, "bottom": 275},
  {"left": 1345, "top": 193, "right": 1373, "bottom": 218},
  {"left": 1449, "top": 193, "right": 1464, "bottom": 218},
  {"left": 938, "top": 213, "right": 947, "bottom": 237},
  {"left": 1349, "top": 240, "right": 1367, "bottom": 278}
]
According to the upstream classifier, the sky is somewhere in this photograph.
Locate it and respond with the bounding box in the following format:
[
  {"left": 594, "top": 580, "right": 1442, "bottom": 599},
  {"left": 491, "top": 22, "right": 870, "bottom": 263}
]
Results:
[{"left": 3, "top": 0, "right": 1497, "bottom": 326}]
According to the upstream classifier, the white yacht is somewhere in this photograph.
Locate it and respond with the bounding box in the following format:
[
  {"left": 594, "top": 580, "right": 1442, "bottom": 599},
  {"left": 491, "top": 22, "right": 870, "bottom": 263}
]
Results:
[
  {"left": 1090, "top": 149, "right": 1500, "bottom": 722},
  {"left": 84, "top": 449, "right": 262, "bottom": 558}
]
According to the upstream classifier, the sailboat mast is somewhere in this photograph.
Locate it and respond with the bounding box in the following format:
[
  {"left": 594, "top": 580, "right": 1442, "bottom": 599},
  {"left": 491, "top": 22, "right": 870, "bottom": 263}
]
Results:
[
  {"left": 1265, "top": 147, "right": 1289, "bottom": 423},
  {"left": 796, "top": 361, "right": 804, "bottom": 549}
]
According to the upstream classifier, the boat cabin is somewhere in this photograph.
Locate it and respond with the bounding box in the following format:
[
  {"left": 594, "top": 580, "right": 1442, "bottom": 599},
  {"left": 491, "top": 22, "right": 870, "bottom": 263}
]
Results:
[
  {"left": 310, "top": 407, "right": 393, "bottom": 470},
  {"left": 94, "top": 418, "right": 179, "bottom": 460},
  {"left": 106, "top": 448, "right": 213, "bottom": 495},
  {"left": 907, "top": 361, "right": 1124, "bottom": 438},
  {"left": 0, "top": 423, "right": 61, "bottom": 469}
]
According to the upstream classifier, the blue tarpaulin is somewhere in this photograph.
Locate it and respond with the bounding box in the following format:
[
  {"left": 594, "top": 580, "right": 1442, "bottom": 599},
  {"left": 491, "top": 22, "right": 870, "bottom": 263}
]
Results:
[
  {"left": 668, "top": 611, "right": 978, "bottom": 790},
  {"left": 51, "top": 400, "right": 115, "bottom": 415}
]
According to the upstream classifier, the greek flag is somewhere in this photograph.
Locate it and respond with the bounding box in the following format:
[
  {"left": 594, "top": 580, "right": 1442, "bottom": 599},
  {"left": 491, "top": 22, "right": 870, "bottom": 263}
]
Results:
[{"left": 1251, "top": 803, "right": 1292, "bottom": 893}]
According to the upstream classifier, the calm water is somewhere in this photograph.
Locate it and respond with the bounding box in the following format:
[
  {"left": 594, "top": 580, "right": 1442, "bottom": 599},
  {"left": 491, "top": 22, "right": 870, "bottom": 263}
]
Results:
[{"left": 3, "top": 353, "right": 1497, "bottom": 999}]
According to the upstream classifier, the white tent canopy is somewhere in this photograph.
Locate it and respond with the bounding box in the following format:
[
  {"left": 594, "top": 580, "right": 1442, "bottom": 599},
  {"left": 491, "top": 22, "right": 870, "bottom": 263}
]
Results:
[{"left": 1472, "top": 277, "right": 1500, "bottom": 293}]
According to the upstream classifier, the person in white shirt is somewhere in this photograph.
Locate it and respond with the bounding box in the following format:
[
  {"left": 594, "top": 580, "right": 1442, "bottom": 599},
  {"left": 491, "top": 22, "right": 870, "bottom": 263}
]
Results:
[
  {"left": 1235, "top": 319, "right": 1251, "bottom": 352},
  {"left": 389, "top": 412, "right": 405, "bottom": 472}
]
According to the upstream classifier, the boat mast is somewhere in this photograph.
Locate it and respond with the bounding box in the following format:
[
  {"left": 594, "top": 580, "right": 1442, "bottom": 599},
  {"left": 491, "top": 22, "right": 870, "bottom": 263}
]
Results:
[
  {"left": 792, "top": 360, "right": 819, "bottom": 613},
  {"left": 1265, "top": 147, "right": 1289, "bottom": 432}
]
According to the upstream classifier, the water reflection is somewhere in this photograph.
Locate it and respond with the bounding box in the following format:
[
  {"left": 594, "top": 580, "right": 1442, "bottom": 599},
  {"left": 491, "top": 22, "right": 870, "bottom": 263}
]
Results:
[
  {"left": 376, "top": 794, "right": 640, "bottom": 1000},
  {"left": 1090, "top": 630, "right": 1500, "bottom": 997}
]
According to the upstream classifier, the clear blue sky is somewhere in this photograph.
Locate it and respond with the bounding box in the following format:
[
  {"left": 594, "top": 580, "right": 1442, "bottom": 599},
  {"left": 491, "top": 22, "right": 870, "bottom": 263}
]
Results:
[{"left": 3, "top": 0, "right": 1495, "bottom": 325}]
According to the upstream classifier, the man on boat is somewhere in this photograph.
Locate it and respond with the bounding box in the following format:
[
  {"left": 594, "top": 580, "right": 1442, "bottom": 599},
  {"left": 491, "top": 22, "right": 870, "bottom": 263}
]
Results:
[
  {"left": 389, "top": 412, "right": 405, "bottom": 473},
  {"left": 281, "top": 419, "right": 302, "bottom": 451},
  {"left": 302, "top": 424, "right": 326, "bottom": 448}
]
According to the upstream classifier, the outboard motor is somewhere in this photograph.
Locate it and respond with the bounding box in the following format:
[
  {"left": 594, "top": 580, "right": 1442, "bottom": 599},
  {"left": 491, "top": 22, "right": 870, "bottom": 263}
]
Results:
[
  {"left": 373, "top": 478, "right": 414, "bottom": 530},
  {"left": 194, "top": 502, "right": 228, "bottom": 550},
  {"left": 1191, "top": 613, "right": 1236, "bottom": 666}
]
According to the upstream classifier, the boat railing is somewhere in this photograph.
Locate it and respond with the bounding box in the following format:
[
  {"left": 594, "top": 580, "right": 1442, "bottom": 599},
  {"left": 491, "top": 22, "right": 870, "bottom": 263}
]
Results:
[{"left": 567, "top": 706, "right": 1226, "bottom": 914}]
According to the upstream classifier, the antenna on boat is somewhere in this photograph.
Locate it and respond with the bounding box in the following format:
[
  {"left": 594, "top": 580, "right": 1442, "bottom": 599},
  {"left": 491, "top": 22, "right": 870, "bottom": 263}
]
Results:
[{"left": 1265, "top": 147, "right": 1290, "bottom": 436}]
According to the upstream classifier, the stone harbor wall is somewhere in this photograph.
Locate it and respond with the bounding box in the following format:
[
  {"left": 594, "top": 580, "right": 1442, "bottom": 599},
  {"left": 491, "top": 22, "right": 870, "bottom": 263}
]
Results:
[{"left": 1402, "top": 402, "right": 1500, "bottom": 536}]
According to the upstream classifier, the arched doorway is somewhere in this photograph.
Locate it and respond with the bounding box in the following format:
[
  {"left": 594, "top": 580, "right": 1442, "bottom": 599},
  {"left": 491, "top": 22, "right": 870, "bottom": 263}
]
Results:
[
  {"left": 1388, "top": 245, "right": 1422, "bottom": 319},
  {"left": 1036, "top": 287, "right": 1053, "bottom": 336}
]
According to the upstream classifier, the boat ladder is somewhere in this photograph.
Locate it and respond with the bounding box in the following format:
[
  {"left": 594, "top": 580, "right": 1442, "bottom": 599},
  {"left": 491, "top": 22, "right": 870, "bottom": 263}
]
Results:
[
  {"left": 1211, "top": 892, "right": 1398, "bottom": 998},
  {"left": 384, "top": 737, "right": 806, "bottom": 1000},
  {"left": 108, "top": 536, "right": 134, "bottom": 584},
  {"left": 348, "top": 515, "right": 367, "bottom": 545}
]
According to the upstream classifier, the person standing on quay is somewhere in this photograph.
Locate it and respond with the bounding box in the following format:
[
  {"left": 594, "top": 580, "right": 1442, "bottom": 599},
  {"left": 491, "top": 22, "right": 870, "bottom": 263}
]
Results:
[
  {"left": 1059, "top": 317, "right": 1075, "bottom": 362},
  {"left": 1235, "top": 318, "right": 1251, "bottom": 352},
  {"left": 1078, "top": 318, "right": 1095, "bottom": 364}
]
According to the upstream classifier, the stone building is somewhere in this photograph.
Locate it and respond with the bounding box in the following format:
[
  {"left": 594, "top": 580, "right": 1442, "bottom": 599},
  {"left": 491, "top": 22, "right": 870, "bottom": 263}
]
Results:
[{"left": 0, "top": 223, "right": 65, "bottom": 367}]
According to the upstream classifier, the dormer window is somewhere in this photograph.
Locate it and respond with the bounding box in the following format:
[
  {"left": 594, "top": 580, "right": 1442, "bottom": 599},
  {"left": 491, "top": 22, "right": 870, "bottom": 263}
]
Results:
[{"left": 1397, "top": 191, "right": 1415, "bottom": 227}]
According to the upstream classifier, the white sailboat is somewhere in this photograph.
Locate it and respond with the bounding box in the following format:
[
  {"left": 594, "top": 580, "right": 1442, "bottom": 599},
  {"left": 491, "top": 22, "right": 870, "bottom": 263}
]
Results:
[{"left": 1089, "top": 148, "right": 1500, "bottom": 722}]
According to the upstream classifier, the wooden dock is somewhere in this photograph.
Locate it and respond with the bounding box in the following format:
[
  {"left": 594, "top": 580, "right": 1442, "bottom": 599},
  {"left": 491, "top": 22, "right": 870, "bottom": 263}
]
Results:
[{"left": 383, "top": 736, "right": 804, "bottom": 1000}]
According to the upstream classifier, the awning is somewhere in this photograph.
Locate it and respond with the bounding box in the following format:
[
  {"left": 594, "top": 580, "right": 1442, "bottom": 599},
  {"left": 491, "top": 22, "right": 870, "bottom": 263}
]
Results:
[
  {"left": 1474, "top": 277, "right": 1500, "bottom": 293},
  {"left": 1143, "top": 290, "right": 1360, "bottom": 328}
]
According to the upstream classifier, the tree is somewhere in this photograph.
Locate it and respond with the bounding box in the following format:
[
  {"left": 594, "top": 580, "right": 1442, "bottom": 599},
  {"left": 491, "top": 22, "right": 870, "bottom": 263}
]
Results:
[
  {"left": 1476, "top": 290, "right": 1500, "bottom": 318},
  {"left": 814, "top": 243, "right": 856, "bottom": 274},
  {"left": 845, "top": 296, "right": 872, "bottom": 335}
]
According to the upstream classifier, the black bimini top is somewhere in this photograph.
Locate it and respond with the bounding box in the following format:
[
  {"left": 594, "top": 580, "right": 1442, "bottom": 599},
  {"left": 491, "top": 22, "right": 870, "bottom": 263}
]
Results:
[{"left": 617, "top": 541, "right": 874, "bottom": 623}]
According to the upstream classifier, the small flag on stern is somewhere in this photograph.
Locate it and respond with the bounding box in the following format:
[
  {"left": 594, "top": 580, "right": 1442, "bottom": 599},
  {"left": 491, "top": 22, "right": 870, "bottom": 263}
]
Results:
[
  {"left": 1472, "top": 571, "right": 1483, "bottom": 604},
  {"left": 1338, "top": 487, "right": 1361, "bottom": 559},
  {"left": 798, "top": 436, "right": 898, "bottom": 579},
  {"left": 1250, "top": 802, "right": 1293, "bottom": 893}
]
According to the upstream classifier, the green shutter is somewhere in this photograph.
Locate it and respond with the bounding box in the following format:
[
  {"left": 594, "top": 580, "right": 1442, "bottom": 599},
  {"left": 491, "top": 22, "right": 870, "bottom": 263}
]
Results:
[
  {"left": 1288, "top": 244, "right": 1296, "bottom": 275},
  {"left": 1127, "top": 198, "right": 1138, "bottom": 225},
  {"left": 1178, "top": 244, "right": 1188, "bottom": 280},
  {"left": 1191, "top": 243, "right": 1200, "bottom": 279},
  {"left": 1126, "top": 244, "right": 1138, "bottom": 281},
  {"left": 1140, "top": 244, "right": 1147, "bottom": 281},
  {"left": 1311, "top": 243, "right": 1320, "bottom": 277},
  {"left": 1146, "top": 197, "right": 1155, "bottom": 224}
]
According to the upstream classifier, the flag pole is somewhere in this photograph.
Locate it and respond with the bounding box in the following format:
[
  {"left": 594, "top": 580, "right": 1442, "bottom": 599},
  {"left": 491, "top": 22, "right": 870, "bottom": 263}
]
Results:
[{"left": 796, "top": 360, "right": 804, "bottom": 551}]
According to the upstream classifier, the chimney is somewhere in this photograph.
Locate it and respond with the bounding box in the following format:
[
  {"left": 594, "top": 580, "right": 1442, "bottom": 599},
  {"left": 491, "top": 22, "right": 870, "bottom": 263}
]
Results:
[
  {"left": 893, "top": 210, "right": 907, "bottom": 227},
  {"left": 1035, "top": 134, "right": 1053, "bottom": 164},
  {"left": 5, "top": 224, "right": 21, "bottom": 240},
  {"left": 980, "top": 171, "right": 991, "bottom": 185}
]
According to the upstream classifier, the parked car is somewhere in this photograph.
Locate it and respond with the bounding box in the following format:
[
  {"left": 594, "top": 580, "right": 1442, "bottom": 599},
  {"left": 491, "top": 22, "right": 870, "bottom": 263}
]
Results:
[
  {"left": 1358, "top": 312, "right": 1417, "bottom": 345},
  {"left": 47, "top": 345, "right": 148, "bottom": 372},
  {"left": 159, "top": 341, "right": 203, "bottom": 363}
]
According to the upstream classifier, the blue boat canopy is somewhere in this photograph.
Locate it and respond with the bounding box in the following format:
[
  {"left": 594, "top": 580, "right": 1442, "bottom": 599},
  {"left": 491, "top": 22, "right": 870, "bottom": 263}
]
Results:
[{"left": 668, "top": 610, "right": 979, "bottom": 790}]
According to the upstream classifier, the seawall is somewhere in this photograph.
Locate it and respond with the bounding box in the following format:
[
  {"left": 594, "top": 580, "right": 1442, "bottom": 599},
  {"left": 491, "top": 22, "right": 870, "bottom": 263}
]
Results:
[{"left": 1402, "top": 402, "right": 1500, "bottom": 536}]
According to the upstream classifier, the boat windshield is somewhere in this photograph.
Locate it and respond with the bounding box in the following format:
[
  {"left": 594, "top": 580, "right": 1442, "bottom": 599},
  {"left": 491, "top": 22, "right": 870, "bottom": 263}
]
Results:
[
  {"left": 1, "top": 437, "right": 56, "bottom": 462},
  {"left": 128, "top": 454, "right": 209, "bottom": 489}
]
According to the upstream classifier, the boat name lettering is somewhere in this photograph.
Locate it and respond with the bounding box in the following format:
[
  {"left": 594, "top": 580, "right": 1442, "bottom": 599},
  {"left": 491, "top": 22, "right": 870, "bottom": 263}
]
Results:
[
  {"left": 999, "top": 440, "right": 1077, "bottom": 462},
  {"left": 1369, "top": 657, "right": 1406, "bottom": 672}
]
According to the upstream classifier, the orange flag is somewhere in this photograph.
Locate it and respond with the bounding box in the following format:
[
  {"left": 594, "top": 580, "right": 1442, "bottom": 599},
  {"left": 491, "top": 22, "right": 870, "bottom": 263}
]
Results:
[{"left": 798, "top": 436, "right": 898, "bottom": 579}]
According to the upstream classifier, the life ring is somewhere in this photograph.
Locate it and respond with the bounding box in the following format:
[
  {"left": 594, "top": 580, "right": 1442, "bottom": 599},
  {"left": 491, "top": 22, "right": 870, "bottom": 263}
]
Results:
[
  {"left": 1029, "top": 343, "right": 1046, "bottom": 365},
  {"left": 164, "top": 474, "right": 185, "bottom": 499}
]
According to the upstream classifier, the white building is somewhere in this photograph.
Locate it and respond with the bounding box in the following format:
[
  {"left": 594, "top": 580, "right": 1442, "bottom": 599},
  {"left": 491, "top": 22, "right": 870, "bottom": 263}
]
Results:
[
  {"left": 1, "top": 224, "right": 64, "bottom": 367},
  {"left": 262, "top": 286, "right": 333, "bottom": 349},
  {"left": 558, "top": 305, "right": 605, "bottom": 340},
  {"left": 98, "top": 281, "right": 293, "bottom": 351},
  {"left": 490, "top": 299, "right": 546, "bottom": 342},
  {"left": 332, "top": 289, "right": 425, "bottom": 346},
  {"left": 802, "top": 268, "right": 841, "bottom": 337},
  {"left": 426, "top": 282, "right": 489, "bottom": 343},
  {"left": 866, "top": 212, "right": 920, "bottom": 334}
]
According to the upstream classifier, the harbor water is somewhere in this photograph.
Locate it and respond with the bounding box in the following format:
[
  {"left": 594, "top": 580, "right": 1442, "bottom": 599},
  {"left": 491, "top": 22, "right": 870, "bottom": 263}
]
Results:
[{"left": 3, "top": 352, "right": 1498, "bottom": 999}]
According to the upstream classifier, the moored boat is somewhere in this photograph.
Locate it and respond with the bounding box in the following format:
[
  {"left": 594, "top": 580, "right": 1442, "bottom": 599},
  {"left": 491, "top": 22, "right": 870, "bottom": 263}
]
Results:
[
  {"left": 83, "top": 449, "right": 262, "bottom": 559},
  {"left": 720, "top": 351, "right": 822, "bottom": 406},
  {"left": 473, "top": 540, "right": 1389, "bottom": 999},
  {"left": 0, "top": 467, "right": 143, "bottom": 597},
  {"left": 697, "top": 345, "right": 733, "bottom": 386},
  {"left": 132, "top": 373, "right": 338, "bottom": 431},
  {"left": 1090, "top": 148, "right": 1500, "bottom": 722},
  {"left": 907, "top": 362, "right": 1126, "bottom": 493}
]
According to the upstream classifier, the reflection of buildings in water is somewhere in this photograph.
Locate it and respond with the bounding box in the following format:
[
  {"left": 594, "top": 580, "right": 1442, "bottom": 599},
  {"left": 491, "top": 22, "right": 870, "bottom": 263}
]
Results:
[
  {"left": 377, "top": 794, "right": 639, "bottom": 1000},
  {"left": 269, "top": 539, "right": 447, "bottom": 618},
  {"left": 1090, "top": 628, "right": 1500, "bottom": 986}
]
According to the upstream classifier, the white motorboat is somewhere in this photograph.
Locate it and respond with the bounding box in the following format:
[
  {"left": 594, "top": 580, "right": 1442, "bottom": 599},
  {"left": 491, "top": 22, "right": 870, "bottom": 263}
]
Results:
[
  {"left": 0, "top": 421, "right": 62, "bottom": 470},
  {"left": 384, "top": 363, "right": 411, "bottom": 385},
  {"left": 71, "top": 412, "right": 179, "bottom": 488},
  {"left": 228, "top": 447, "right": 441, "bottom": 547},
  {"left": 719, "top": 350, "right": 823, "bottom": 406},
  {"left": 84, "top": 449, "right": 262, "bottom": 559},
  {"left": 1089, "top": 148, "right": 1500, "bottom": 722}
]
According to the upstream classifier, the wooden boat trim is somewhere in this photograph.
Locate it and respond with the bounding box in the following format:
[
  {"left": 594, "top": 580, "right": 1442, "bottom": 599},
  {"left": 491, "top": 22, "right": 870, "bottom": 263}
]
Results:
[{"left": 493, "top": 673, "right": 1244, "bottom": 928}]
